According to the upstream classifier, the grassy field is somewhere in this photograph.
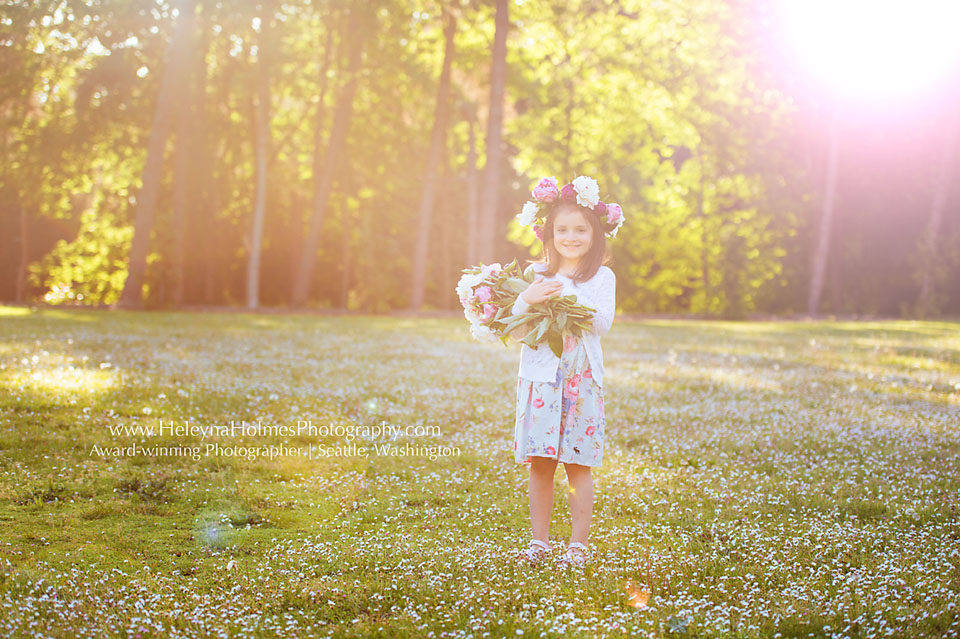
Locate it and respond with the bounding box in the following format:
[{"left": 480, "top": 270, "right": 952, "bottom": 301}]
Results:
[{"left": 1, "top": 305, "right": 959, "bottom": 638}]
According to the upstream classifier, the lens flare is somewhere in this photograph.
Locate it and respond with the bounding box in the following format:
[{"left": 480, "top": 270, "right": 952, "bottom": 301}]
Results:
[{"left": 778, "top": 0, "right": 960, "bottom": 101}]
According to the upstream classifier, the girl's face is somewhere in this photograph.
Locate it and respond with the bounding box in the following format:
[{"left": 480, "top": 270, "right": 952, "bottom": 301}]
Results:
[
  {"left": 553, "top": 209, "right": 593, "bottom": 263},
  {"left": 553, "top": 208, "right": 594, "bottom": 265}
]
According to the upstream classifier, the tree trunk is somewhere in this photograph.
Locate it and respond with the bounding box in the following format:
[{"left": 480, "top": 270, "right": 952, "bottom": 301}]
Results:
[
  {"left": 171, "top": 1, "right": 198, "bottom": 308},
  {"left": 476, "top": 0, "right": 508, "bottom": 263},
  {"left": 440, "top": 169, "right": 452, "bottom": 310},
  {"left": 192, "top": 0, "right": 215, "bottom": 306},
  {"left": 697, "top": 147, "right": 710, "bottom": 313},
  {"left": 410, "top": 9, "right": 456, "bottom": 310},
  {"left": 917, "top": 111, "right": 959, "bottom": 315},
  {"left": 293, "top": 19, "right": 336, "bottom": 304},
  {"left": 340, "top": 210, "right": 350, "bottom": 309},
  {"left": 247, "top": 6, "right": 272, "bottom": 310},
  {"left": 465, "top": 103, "right": 480, "bottom": 267},
  {"left": 807, "top": 105, "right": 841, "bottom": 317},
  {"left": 15, "top": 203, "right": 27, "bottom": 302},
  {"left": 117, "top": 0, "right": 197, "bottom": 309},
  {"left": 292, "top": 6, "right": 368, "bottom": 307}
]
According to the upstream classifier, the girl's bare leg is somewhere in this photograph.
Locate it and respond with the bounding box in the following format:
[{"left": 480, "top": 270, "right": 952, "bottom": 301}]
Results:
[
  {"left": 563, "top": 462, "right": 594, "bottom": 545},
  {"left": 529, "top": 456, "right": 558, "bottom": 542}
]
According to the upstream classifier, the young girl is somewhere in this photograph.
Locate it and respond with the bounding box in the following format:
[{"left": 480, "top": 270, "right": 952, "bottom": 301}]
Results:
[{"left": 509, "top": 176, "right": 623, "bottom": 569}]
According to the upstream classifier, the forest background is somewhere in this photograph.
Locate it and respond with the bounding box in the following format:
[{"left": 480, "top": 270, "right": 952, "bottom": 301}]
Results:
[{"left": 2, "top": 0, "right": 959, "bottom": 319}]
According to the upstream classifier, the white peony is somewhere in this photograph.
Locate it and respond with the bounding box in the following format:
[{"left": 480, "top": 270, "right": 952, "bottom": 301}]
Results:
[
  {"left": 470, "top": 321, "right": 498, "bottom": 343},
  {"left": 517, "top": 201, "right": 539, "bottom": 226},
  {"left": 572, "top": 175, "right": 600, "bottom": 209},
  {"left": 456, "top": 272, "right": 485, "bottom": 300}
]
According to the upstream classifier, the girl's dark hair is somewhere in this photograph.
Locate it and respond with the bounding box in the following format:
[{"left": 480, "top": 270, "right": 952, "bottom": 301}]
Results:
[{"left": 533, "top": 200, "right": 612, "bottom": 284}]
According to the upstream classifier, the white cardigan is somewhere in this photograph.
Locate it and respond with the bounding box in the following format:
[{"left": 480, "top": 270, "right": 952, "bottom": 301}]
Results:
[{"left": 511, "top": 262, "right": 616, "bottom": 388}]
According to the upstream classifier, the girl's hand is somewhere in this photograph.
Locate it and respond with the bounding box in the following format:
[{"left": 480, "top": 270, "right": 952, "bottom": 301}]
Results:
[{"left": 521, "top": 276, "right": 564, "bottom": 304}]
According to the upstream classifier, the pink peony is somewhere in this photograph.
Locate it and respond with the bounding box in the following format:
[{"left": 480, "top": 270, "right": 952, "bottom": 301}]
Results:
[
  {"left": 533, "top": 224, "right": 543, "bottom": 241},
  {"left": 532, "top": 177, "right": 560, "bottom": 203},
  {"left": 475, "top": 286, "right": 493, "bottom": 303},
  {"left": 594, "top": 201, "right": 607, "bottom": 216},
  {"left": 560, "top": 183, "right": 577, "bottom": 202},
  {"left": 606, "top": 203, "right": 623, "bottom": 224},
  {"left": 481, "top": 304, "right": 497, "bottom": 322}
]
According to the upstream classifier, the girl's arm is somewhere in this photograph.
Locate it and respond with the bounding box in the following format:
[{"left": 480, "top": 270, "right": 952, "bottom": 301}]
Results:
[
  {"left": 586, "top": 268, "right": 616, "bottom": 336},
  {"left": 509, "top": 296, "right": 532, "bottom": 341}
]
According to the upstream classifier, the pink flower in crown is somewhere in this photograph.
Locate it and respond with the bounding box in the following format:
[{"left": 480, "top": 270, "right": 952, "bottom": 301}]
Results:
[
  {"left": 533, "top": 224, "right": 543, "bottom": 241},
  {"left": 481, "top": 304, "right": 497, "bottom": 322},
  {"left": 594, "top": 201, "right": 607, "bottom": 217},
  {"left": 560, "top": 183, "right": 577, "bottom": 202},
  {"left": 475, "top": 286, "right": 493, "bottom": 303},
  {"left": 564, "top": 374, "right": 581, "bottom": 401},
  {"left": 606, "top": 203, "right": 623, "bottom": 224},
  {"left": 532, "top": 177, "right": 559, "bottom": 203}
]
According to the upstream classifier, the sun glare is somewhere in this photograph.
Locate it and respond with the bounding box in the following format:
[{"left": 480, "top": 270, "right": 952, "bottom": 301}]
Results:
[{"left": 779, "top": 0, "right": 960, "bottom": 101}]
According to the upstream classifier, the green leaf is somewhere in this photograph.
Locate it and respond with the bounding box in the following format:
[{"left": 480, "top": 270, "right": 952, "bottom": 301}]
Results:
[
  {"left": 504, "top": 278, "right": 529, "bottom": 294},
  {"left": 557, "top": 310, "right": 567, "bottom": 329},
  {"left": 547, "top": 330, "right": 563, "bottom": 358},
  {"left": 535, "top": 316, "right": 550, "bottom": 340}
]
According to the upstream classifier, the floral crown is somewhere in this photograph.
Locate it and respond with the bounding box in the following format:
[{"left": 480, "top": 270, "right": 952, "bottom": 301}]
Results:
[{"left": 516, "top": 175, "right": 626, "bottom": 240}]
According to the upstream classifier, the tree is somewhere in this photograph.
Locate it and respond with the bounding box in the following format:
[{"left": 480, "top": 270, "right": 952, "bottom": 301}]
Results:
[
  {"left": 410, "top": 7, "right": 456, "bottom": 310},
  {"left": 171, "top": 0, "right": 201, "bottom": 306},
  {"left": 291, "top": 3, "right": 370, "bottom": 307},
  {"left": 475, "top": 0, "right": 508, "bottom": 263},
  {"left": 807, "top": 105, "right": 840, "bottom": 316},
  {"left": 916, "top": 110, "right": 959, "bottom": 316},
  {"left": 246, "top": 2, "right": 274, "bottom": 310},
  {"left": 117, "top": 0, "right": 198, "bottom": 309}
]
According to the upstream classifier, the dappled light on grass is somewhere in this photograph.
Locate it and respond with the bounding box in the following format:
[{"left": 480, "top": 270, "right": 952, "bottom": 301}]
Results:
[
  {"left": 3, "top": 362, "right": 117, "bottom": 402},
  {"left": 0, "top": 308, "right": 958, "bottom": 637}
]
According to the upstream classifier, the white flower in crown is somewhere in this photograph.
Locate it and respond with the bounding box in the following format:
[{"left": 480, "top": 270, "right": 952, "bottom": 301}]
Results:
[
  {"left": 517, "top": 201, "right": 539, "bottom": 226},
  {"left": 572, "top": 175, "right": 600, "bottom": 209}
]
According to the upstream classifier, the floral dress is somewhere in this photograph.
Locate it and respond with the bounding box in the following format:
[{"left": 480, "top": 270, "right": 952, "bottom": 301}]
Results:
[{"left": 514, "top": 333, "right": 605, "bottom": 467}]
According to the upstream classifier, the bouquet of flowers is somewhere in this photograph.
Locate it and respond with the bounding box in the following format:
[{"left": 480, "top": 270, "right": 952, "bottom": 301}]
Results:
[{"left": 457, "top": 259, "right": 596, "bottom": 357}]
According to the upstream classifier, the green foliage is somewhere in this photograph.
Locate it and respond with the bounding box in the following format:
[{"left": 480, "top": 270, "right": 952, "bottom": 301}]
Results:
[
  {"left": 29, "top": 207, "right": 133, "bottom": 305},
  {"left": 3, "top": 0, "right": 954, "bottom": 315}
]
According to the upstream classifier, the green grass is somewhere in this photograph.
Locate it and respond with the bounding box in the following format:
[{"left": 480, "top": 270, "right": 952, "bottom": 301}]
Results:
[{"left": 1, "top": 306, "right": 959, "bottom": 638}]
